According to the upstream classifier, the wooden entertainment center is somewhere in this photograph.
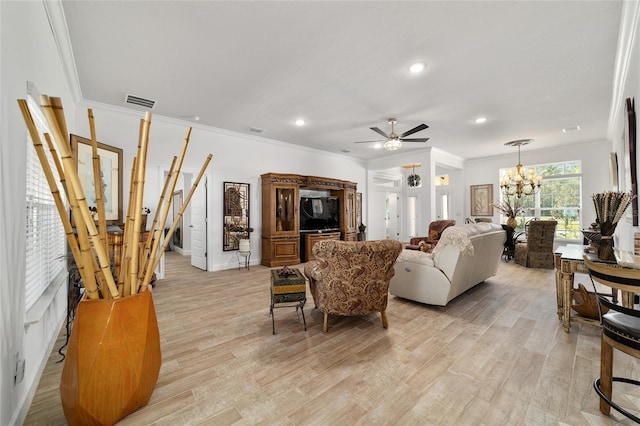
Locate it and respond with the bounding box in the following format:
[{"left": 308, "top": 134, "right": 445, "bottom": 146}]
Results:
[{"left": 261, "top": 173, "right": 357, "bottom": 266}]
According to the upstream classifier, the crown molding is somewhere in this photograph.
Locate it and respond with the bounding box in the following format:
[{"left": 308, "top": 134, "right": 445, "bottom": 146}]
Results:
[{"left": 42, "top": 0, "right": 82, "bottom": 103}]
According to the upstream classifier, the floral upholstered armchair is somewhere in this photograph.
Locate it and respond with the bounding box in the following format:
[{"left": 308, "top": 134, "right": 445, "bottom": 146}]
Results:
[{"left": 303, "top": 239, "right": 402, "bottom": 332}]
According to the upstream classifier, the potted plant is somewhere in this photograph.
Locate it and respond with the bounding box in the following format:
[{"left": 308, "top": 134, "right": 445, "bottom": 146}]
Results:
[
  {"left": 493, "top": 196, "right": 524, "bottom": 229},
  {"left": 592, "top": 191, "right": 635, "bottom": 260}
]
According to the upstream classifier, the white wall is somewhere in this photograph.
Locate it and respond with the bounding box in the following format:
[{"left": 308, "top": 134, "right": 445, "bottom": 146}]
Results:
[
  {"left": 71, "top": 104, "right": 368, "bottom": 271},
  {"left": 609, "top": 2, "right": 640, "bottom": 252},
  {"left": 1, "top": 2, "right": 76, "bottom": 425},
  {"left": 366, "top": 147, "right": 466, "bottom": 241}
]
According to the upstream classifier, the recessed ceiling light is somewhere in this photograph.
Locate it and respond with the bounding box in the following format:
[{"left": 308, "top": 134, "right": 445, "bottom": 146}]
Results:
[
  {"left": 409, "top": 62, "right": 425, "bottom": 73},
  {"left": 295, "top": 119, "right": 305, "bottom": 126},
  {"left": 562, "top": 125, "right": 581, "bottom": 133},
  {"left": 475, "top": 117, "right": 487, "bottom": 124}
]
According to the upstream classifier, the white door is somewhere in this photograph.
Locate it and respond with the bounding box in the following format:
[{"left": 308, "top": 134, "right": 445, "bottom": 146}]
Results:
[
  {"left": 368, "top": 190, "right": 387, "bottom": 240},
  {"left": 190, "top": 176, "right": 207, "bottom": 270},
  {"left": 387, "top": 193, "right": 400, "bottom": 240}
]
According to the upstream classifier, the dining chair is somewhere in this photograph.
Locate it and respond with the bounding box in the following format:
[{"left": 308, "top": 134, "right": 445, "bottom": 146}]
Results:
[{"left": 584, "top": 256, "right": 640, "bottom": 422}]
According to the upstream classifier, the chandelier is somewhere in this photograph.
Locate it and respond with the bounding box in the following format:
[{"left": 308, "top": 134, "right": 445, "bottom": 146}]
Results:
[
  {"left": 500, "top": 139, "right": 542, "bottom": 198},
  {"left": 407, "top": 164, "right": 421, "bottom": 187}
]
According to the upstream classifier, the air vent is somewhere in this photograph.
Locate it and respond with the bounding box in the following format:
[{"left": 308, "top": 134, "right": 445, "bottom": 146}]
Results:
[
  {"left": 248, "top": 127, "right": 265, "bottom": 134},
  {"left": 124, "top": 94, "right": 156, "bottom": 109}
]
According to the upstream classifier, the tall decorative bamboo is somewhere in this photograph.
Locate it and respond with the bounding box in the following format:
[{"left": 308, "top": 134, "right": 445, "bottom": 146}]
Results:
[
  {"left": 20, "top": 94, "right": 212, "bottom": 425},
  {"left": 40, "top": 95, "right": 120, "bottom": 299}
]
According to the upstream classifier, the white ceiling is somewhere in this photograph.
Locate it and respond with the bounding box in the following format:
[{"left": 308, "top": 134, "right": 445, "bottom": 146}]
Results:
[{"left": 60, "top": 1, "right": 622, "bottom": 161}]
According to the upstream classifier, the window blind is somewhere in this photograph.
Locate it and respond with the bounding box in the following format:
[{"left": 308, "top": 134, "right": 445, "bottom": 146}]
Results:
[{"left": 24, "top": 104, "right": 66, "bottom": 311}]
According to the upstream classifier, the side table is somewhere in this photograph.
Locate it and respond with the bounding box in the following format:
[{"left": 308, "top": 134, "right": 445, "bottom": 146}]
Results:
[
  {"left": 236, "top": 250, "right": 251, "bottom": 270},
  {"left": 270, "top": 269, "right": 307, "bottom": 334}
]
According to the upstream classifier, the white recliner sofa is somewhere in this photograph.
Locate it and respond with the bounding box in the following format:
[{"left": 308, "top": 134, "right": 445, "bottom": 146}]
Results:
[{"left": 390, "top": 223, "right": 506, "bottom": 306}]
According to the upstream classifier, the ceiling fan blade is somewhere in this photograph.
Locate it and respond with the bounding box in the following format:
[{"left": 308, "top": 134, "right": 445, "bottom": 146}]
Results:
[
  {"left": 354, "top": 139, "right": 385, "bottom": 144},
  {"left": 400, "top": 123, "right": 428, "bottom": 138},
  {"left": 400, "top": 138, "right": 429, "bottom": 142},
  {"left": 370, "top": 127, "right": 389, "bottom": 138}
]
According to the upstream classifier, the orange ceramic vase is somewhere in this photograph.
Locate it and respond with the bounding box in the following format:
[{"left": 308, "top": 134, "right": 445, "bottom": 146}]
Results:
[{"left": 60, "top": 290, "right": 161, "bottom": 426}]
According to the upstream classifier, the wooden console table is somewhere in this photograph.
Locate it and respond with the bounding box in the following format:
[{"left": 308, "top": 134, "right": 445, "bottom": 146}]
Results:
[
  {"left": 555, "top": 244, "right": 594, "bottom": 332},
  {"left": 555, "top": 244, "right": 624, "bottom": 332}
]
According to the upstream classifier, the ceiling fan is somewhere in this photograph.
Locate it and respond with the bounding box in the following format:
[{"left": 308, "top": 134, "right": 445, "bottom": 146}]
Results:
[{"left": 354, "top": 118, "right": 429, "bottom": 151}]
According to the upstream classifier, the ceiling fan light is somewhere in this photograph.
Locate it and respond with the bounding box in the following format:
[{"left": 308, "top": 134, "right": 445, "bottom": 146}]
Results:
[{"left": 384, "top": 138, "right": 402, "bottom": 150}]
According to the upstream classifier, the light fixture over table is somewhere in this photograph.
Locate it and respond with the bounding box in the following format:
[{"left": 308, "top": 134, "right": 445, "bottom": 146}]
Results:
[
  {"left": 500, "top": 139, "right": 542, "bottom": 198},
  {"left": 406, "top": 163, "right": 422, "bottom": 188}
]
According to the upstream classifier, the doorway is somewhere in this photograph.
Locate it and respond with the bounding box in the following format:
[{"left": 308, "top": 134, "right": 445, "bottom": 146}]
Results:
[
  {"left": 162, "top": 170, "right": 208, "bottom": 271},
  {"left": 436, "top": 187, "right": 450, "bottom": 220}
]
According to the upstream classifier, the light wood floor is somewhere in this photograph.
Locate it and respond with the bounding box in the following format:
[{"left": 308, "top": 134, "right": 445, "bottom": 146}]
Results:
[{"left": 24, "top": 252, "right": 640, "bottom": 425}]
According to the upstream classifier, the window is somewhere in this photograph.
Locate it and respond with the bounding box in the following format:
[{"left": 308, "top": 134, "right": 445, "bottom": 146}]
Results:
[
  {"left": 499, "top": 160, "right": 581, "bottom": 240},
  {"left": 24, "top": 87, "right": 66, "bottom": 311}
]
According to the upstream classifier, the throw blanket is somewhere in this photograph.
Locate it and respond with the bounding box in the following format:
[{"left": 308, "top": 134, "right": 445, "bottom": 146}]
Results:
[{"left": 433, "top": 227, "right": 474, "bottom": 256}]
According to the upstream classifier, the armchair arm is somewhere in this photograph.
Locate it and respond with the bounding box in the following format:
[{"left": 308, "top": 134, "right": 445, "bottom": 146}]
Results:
[{"left": 410, "top": 236, "right": 437, "bottom": 246}]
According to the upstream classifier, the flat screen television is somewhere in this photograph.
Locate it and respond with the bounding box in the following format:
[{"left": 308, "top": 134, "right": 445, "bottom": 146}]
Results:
[{"left": 300, "top": 196, "right": 340, "bottom": 231}]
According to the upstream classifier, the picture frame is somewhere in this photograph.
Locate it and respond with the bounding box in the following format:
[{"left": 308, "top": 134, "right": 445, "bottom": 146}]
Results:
[
  {"left": 470, "top": 184, "right": 493, "bottom": 216},
  {"left": 223, "top": 182, "right": 250, "bottom": 251},
  {"left": 71, "top": 134, "right": 123, "bottom": 225},
  {"left": 627, "top": 98, "right": 638, "bottom": 226}
]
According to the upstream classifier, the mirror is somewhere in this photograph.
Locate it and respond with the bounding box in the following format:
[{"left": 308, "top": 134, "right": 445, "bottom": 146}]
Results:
[{"left": 223, "top": 182, "right": 250, "bottom": 251}]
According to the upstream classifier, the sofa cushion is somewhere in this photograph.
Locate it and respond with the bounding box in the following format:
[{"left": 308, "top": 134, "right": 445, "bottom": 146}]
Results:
[{"left": 396, "top": 249, "right": 435, "bottom": 267}]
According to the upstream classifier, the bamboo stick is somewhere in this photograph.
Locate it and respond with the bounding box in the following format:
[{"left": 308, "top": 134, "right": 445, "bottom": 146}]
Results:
[
  {"left": 40, "top": 126, "right": 101, "bottom": 298},
  {"left": 88, "top": 108, "right": 108, "bottom": 252},
  {"left": 39, "top": 95, "right": 120, "bottom": 299},
  {"left": 50, "top": 97, "right": 69, "bottom": 146},
  {"left": 39, "top": 107, "right": 103, "bottom": 298},
  {"left": 139, "top": 128, "right": 192, "bottom": 291},
  {"left": 141, "top": 154, "right": 212, "bottom": 291},
  {"left": 130, "top": 115, "right": 152, "bottom": 293},
  {"left": 43, "top": 100, "right": 109, "bottom": 298},
  {"left": 44, "top": 133, "right": 108, "bottom": 298},
  {"left": 17, "top": 100, "right": 98, "bottom": 297},
  {"left": 138, "top": 156, "right": 177, "bottom": 282},
  {"left": 118, "top": 159, "right": 138, "bottom": 296}
]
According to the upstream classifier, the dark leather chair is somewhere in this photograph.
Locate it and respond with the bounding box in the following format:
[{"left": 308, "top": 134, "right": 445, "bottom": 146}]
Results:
[
  {"left": 585, "top": 257, "right": 640, "bottom": 422},
  {"left": 407, "top": 219, "right": 455, "bottom": 249}
]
